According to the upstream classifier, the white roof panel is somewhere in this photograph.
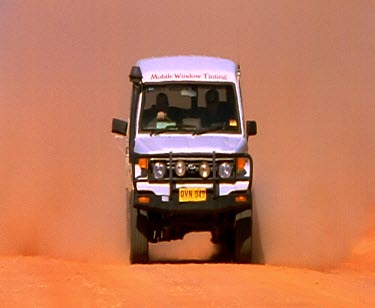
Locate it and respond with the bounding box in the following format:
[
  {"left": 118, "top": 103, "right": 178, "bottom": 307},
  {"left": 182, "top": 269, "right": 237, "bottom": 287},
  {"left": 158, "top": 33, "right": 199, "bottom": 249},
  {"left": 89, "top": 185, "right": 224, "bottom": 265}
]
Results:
[{"left": 136, "top": 56, "right": 238, "bottom": 83}]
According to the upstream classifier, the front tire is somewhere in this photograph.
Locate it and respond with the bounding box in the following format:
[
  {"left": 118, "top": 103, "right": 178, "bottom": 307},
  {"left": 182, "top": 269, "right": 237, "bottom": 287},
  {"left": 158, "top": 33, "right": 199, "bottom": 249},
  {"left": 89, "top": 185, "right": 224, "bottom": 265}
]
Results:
[
  {"left": 234, "top": 209, "right": 252, "bottom": 263},
  {"left": 130, "top": 206, "right": 149, "bottom": 264}
]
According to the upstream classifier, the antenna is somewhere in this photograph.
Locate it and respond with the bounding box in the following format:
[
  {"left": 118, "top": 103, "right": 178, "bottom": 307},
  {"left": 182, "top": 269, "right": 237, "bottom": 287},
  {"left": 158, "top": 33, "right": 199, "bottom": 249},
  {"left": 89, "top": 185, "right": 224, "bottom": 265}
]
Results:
[
  {"left": 237, "top": 63, "right": 241, "bottom": 83},
  {"left": 235, "top": 28, "right": 242, "bottom": 85},
  {"left": 236, "top": 28, "right": 240, "bottom": 66}
]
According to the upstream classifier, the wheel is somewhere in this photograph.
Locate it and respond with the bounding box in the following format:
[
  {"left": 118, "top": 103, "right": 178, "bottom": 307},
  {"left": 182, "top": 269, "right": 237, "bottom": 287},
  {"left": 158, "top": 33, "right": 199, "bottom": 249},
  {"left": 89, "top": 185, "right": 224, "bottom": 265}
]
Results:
[
  {"left": 210, "top": 228, "right": 234, "bottom": 262},
  {"left": 130, "top": 205, "right": 149, "bottom": 264},
  {"left": 234, "top": 209, "right": 252, "bottom": 263}
]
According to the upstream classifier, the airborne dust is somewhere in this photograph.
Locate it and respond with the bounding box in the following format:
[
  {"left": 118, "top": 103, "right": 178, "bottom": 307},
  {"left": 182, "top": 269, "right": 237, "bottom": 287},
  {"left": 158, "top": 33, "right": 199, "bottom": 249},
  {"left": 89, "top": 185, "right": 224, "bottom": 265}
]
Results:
[{"left": 0, "top": 1, "right": 373, "bottom": 268}]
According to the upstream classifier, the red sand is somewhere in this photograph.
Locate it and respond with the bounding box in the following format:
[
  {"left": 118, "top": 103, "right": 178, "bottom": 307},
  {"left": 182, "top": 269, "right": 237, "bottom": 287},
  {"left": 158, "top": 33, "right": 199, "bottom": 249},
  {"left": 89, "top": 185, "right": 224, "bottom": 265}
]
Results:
[
  {"left": 0, "top": 227, "right": 374, "bottom": 307},
  {"left": 0, "top": 217, "right": 374, "bottom": 307},
  {"left": 0, "top": 2, "right": 374, "bottom": 307}
]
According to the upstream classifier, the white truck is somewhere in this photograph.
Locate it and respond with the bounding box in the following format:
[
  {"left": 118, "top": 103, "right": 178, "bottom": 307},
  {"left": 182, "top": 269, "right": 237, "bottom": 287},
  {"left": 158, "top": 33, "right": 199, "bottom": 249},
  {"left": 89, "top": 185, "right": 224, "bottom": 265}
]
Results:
[{"left": 112, "top": 56, "right": 257, "bottom": 263}]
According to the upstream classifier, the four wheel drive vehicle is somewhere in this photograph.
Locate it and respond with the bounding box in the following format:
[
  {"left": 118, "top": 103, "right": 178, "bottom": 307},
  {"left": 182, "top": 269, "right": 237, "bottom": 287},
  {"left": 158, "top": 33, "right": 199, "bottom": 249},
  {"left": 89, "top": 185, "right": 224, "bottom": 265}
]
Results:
[{"left": 112, "top": 56, "right": 257, "bottom": 263}]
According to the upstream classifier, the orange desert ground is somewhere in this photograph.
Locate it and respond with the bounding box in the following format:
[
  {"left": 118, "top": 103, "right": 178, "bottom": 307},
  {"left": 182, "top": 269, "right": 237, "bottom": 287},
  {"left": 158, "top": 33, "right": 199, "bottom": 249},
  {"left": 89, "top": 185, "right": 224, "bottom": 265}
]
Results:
[
  {"left": 0, "top": 223, "right": 374, "bottom": 307},
  {"left": 1, "top": 1, "right": 374, "bottom": 307}
]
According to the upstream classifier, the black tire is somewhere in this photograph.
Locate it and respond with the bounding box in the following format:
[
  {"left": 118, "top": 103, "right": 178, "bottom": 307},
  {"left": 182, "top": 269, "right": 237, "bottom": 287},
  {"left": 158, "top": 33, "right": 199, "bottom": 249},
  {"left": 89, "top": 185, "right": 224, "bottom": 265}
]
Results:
[
  {"left": 234, "top": 209, "right": 252, "bottom": 263},
  {"left": 130, "top": 206, "right": 149, "bottom": 264},
  {"left": 210, "top": 229, "right": 234, "bottom": 263}
]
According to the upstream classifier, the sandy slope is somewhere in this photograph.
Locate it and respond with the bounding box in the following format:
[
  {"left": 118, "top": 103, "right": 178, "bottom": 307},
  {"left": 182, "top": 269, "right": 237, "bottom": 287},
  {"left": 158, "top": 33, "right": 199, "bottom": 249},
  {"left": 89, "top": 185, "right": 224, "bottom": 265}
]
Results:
[
  {"left": 0, "top": 257, "right": 373, "bottom": 307},
  {"left": 0, "top": 230, "right": 374, "bottom": 308},
  {"left": 0, "top": 2, "right": 373, "bottom": 307}
]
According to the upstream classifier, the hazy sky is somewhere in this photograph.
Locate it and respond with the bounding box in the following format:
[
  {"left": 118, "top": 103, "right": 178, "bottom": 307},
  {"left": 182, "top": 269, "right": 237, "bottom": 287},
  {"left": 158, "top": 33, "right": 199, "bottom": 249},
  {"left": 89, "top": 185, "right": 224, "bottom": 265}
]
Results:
[{"left": 0, "top": 1, "right": 374, "bottom": 266}]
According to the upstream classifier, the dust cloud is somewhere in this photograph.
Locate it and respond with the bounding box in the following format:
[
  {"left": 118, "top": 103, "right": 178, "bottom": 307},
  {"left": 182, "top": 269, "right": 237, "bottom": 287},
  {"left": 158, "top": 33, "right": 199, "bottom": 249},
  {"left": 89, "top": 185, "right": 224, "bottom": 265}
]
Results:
[
  {"left": 0, "top": 1, "right": 374, "bottom": 268},
  {"left": 149, "top": 233, "right": 219, "bottom": 262}
]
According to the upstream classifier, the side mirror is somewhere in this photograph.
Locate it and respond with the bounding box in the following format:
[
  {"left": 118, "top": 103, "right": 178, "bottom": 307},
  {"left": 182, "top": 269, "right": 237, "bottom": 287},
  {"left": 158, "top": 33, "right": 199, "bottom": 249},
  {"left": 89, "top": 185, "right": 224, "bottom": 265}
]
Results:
[
  {"left": 112, "top": 118, "right": 128, "bottom": 136},
  {"left": 246, "top": 120, "right": 257, "bottom": 136}
]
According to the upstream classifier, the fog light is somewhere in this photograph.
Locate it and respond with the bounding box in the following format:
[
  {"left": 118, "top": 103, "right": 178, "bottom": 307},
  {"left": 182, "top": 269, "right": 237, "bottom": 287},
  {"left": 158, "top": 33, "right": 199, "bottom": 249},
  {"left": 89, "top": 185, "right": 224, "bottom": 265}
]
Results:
[
  {"left": 199, "top": 161, "right": 210, "bottom": 178},
  {"left": 175, "top": 160, "right": 186, "bottom": 177}
]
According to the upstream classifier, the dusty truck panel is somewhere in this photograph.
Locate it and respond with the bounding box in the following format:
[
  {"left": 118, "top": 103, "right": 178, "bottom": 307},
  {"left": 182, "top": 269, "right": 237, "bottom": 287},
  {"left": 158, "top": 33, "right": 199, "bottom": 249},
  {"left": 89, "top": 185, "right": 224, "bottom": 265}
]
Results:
[{"left": 112, "top": 56, "right": 257, "bottom": 263}]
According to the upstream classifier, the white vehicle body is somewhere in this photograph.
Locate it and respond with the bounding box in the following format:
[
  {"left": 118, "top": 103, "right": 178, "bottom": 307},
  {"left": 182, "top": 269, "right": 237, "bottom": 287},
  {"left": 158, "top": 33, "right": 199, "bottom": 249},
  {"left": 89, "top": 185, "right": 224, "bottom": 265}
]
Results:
[
  {"left": 112, "top": 56, "right": 257, "bottom": 263},
  {"left": 135, "top": 56, "right": 246, "bottom": 151}
]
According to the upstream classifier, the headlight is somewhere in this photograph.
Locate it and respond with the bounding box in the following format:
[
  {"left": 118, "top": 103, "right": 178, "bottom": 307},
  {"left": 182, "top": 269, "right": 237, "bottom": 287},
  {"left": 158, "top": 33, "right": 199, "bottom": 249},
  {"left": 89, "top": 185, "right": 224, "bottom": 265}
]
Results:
[
  {"left": 175, "top": 160, "right": 186, "bottom": 177},
  {"left": 199, "top": 161, "right": 210, "bottom": 178},
  {"left": 218, "top": 162, "right": 233, "bottom": 178},
  {"left": 236, "top": 157, "right": 250, "bottom": 177},
  {"left": 153, "top": 162, "right": 166, "bottom": 179}
]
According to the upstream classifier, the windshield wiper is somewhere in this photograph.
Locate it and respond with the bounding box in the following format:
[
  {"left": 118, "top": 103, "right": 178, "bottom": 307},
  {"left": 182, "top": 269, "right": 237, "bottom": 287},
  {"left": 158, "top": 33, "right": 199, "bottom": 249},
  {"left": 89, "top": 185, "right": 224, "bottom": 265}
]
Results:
[
  {"left": 193, "top": 124, "right": 223, "bottom": 135},
  {"left": 149, "top": 124, "right": 198, "bottom": 136},
  {"left": 147, "top": 122, "right": 176, "bottom": 136},
  {"left": 150, "top": 129, "right": 170, "bottom": 136}
]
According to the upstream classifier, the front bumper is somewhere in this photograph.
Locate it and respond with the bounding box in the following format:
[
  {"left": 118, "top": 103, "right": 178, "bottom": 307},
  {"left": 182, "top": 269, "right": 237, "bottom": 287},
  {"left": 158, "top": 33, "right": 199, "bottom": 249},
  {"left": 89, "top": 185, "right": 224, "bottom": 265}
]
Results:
[{"left": 133, "top": 189, "right": 252, "bottom": 215}]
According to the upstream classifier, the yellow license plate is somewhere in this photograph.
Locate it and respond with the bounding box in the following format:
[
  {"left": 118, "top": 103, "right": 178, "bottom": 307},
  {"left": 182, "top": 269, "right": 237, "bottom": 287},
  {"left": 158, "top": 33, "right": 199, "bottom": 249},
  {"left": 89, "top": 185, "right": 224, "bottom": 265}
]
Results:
[{"left": 179, "top": 188, "right": 207, "bottom": 202}]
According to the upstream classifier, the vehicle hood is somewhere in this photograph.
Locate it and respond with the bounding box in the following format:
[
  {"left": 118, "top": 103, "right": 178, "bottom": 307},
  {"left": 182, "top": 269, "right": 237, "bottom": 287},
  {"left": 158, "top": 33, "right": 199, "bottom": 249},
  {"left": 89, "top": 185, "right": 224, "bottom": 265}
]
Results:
[{"left": 134, "top": 134, "right": 248, "bottom": 155}]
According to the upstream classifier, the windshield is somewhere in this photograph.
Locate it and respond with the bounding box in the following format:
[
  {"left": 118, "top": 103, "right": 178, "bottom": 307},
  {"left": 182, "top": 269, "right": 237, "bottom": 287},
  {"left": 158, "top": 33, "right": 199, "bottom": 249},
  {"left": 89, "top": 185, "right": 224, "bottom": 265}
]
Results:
[{"left": 139, "top": 83, "right": 240, "bottom": 134}]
